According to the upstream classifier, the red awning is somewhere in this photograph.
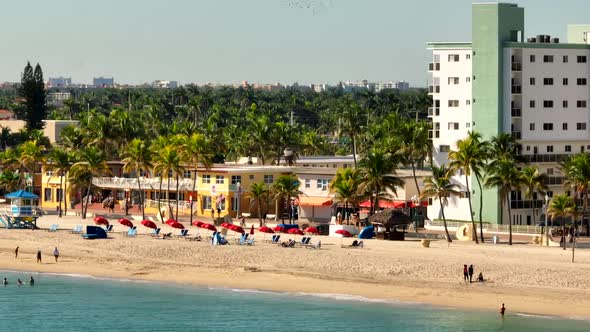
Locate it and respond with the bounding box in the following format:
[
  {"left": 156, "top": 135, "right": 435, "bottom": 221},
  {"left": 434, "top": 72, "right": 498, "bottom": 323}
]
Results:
[
  {"left": 297, "top": 197, "right": 333, "bottom": 207},
  {"left": 359, "top": 200, "right": 406, "bottom": 208}
]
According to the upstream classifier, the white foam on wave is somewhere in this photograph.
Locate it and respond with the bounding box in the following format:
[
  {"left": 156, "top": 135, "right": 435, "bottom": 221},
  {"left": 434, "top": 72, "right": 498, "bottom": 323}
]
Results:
[{"left": 515, "top": 313, "right": 558, "bottom": 320}]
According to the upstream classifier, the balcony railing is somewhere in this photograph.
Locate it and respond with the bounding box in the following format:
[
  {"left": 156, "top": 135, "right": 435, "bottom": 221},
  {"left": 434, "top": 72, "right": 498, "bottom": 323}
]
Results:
[
  {"left": 511, "top": 85, "right": 522, "bottom": 94},
  {"left": 92, "top": 177, "right": 195, "bottom": 191},
  {"left": 511, "top": 62, "right": 522, "bottom": 71},
  {"left": 428, "top": 62, "right": 440, "bottom": 71},
  {"left": 510, "top": 199, "right": 543, "bottom": 210},
  {"left": 520, "top": 154, "right": 571, "bottom": 163},
  {"left": 511, "top": 131, "right": 521, "bottom": 140},
  {"left": 543, "top": 176, "right": 564, "bottom": 186},
  {"left": 428, "top": 85, "right": 440, "bottom": 94},
  {"left": 511, "top": 108, "right": 522, "bottom": 117}
]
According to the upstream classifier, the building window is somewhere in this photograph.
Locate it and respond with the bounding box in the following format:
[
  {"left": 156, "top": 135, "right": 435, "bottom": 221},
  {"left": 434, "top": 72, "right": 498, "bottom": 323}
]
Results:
[
  {"left": 448, "top": 122, "right": 459, "bottom": 130},
  {"left": 529, "top": 77, "right": 536, "bottom": 85},
  {"left": 529, "top": 123, "right": 535, "bottom": 131},
  {"left": 563, "top": 55, "right": 569, "bottom": 63},
  {"left": 577, "top": 100, "right": 587, "bottom": 108},
  {"left": 563, "top": 123, "right": 568, "bottom": 130},
  {"left": 448, "top": 100, "right": 459, "bottom": 107},
  {"left": 577, "top": 78, "right": 587, "bottom": 85},
  {"left": 316, "top": 179, "right": 329, "bottom": 191},
  {"left": 563, "top": 78, "right": 569, "bottom": 85},
  {"left": 577, "top": 55, "right": 587, "bottom": 63},
  {"left": 577, "top": 122, "right": 587, "bottom": 130},
  {"left": 526, "top": 145, "right": 531, "bottom": 151},
  {"left": 565, "top": 145, "right": 572, "bottom": 152},
  {"left": 529, "top": 100, "right": 535, "bottom": 108},
  {"left": 543, "top": 78, "right": 553, "bottom": 85},
  {"left": 466, "top": 54, "right": 471, "bottom": 60},
  {"left": 202, "top": 174, "right": 211, "bottom": 184},
  {"left": 543, "top": 123, "right": 553, "bottom": 131},
  {"left": 547, "top": 168, "right": 554, "bottom": 175},
  {"left": 215, "top": 175, "right": 224, "bottom": 184},
  {"left": 466, "top": 122, "right": 470, "bottom": 128},
  {"left": 543, "top": 55, "right": 554, "bottom": 63},
  {"left": 543, "top": 100, "right": 553, "bottom": 108},
  {"left": 546, "top": 145, "right": 554, "bottom": 153},
  {"left": 202, "top": 196, "right": 212, "bottom": 210},
  {"left": 466, "top": 99, "right": 471, "bottom": 105},
  {"left": 305, "top": 179, "right": 311, "bottom": 188},
  {"left": 231, "top": 175, "right": 242, "bottom": 184},
  {"left": 183, "top": 170, "right": 191, "bottom": 179},
  {"left": 466, "top": 77, "right": 471, "bottom": 82},
  {"left": 263, "top": 175, "right": 274, "bottom": 184},
  {"left": 439, "top": 145, "right": 450, "bottom": 152},
  {"left": 563, "top": 100, "right": 568, "bottom": 108},
  {"left": 230, "top": 197, "right": 238, "bottom": 211},
  {"left": 448, "top": 77, "right": 459, "bottom": 85},
  {"left": 249, "top": 175, "right": 255, "bottom": 180},
  {"left": 44, "top": 188, "right": 52, "bottom": 202},
  {"left": 448, "top": 54, "right": 459, "bottom": 62},
  {"left": 530, "top": 55, "right": 535, "bottom": 62}
]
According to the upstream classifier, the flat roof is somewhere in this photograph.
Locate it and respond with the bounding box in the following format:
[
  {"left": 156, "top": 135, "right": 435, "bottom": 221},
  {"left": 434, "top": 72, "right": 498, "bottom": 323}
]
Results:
[
  {"left": 427, "top": 42, "right": 472, "bottom": 50},
  {"left": 504, "top": 42, "right": 590, "bottom": 50}
]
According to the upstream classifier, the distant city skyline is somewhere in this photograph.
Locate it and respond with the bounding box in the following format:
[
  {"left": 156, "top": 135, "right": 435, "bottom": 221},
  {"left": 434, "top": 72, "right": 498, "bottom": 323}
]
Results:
[{"left": 2, "top": 0, "right": 590, "bottom": 86}]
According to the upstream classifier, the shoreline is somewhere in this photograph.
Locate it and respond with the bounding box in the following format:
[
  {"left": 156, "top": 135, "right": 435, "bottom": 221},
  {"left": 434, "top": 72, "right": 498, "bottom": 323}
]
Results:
[{"left": 2, "top": 215, "right": 590, "bottom": 321}]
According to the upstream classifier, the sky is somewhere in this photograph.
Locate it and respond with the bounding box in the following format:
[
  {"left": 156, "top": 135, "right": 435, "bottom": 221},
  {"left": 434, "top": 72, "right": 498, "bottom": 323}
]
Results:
[{"left": 2, "top": 0, "right": 590, "bottom": 87}]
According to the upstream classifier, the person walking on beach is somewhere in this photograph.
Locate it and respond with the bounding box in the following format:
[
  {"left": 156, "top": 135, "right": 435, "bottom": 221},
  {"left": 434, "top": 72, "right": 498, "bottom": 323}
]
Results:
[
  {"left": 36, "top": 250, "right": 42, "bottom": 264},
  {"left": 463, "top": 264, "right": 469, "bottom": 283},
  {"left": 53, "top": 247, "right": 60, "bottom": 263},
  {"left": 15, "top": 246, "right": 19, "bottom": 259},
  {"left": 468, "top": 264, "right": 474, "bottom": 283},
  {"left": 500, "top": 303, "right": 506, "bottom": 316}
]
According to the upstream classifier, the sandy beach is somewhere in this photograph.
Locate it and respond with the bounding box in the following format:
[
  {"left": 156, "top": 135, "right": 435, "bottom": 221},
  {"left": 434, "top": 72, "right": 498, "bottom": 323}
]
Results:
[{"left": 1, "top": 215, "right": 590, "bottom": 319}]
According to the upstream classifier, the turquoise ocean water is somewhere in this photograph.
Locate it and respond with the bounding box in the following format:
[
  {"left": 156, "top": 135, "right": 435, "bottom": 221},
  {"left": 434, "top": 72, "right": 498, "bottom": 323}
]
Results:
[{"left": 0, "top": 270, "right": 588, "bottom": 332}]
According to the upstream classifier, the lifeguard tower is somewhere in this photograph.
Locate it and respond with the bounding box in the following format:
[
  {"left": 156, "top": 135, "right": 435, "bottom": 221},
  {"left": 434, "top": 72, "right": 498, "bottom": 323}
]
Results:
[{"left": 0, "top": 190, "right": 40, "bottom": 229}]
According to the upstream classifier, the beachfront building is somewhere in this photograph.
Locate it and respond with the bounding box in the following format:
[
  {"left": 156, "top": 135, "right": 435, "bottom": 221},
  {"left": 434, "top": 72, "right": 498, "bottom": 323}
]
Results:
[{"left": 427, "top": 2, "right": 590, "bottom": 226}]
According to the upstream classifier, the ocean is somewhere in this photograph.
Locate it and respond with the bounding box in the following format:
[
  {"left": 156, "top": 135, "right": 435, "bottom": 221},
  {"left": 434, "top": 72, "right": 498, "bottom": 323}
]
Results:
[{"left": 0, "top": 270, "right": 588, "bottom": 332}]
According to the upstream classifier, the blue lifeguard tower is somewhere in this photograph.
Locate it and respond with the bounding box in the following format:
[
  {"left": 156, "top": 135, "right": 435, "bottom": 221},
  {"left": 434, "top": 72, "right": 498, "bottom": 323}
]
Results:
[{"left": 0, "top": 190, "right": 39, "bottom": 229}]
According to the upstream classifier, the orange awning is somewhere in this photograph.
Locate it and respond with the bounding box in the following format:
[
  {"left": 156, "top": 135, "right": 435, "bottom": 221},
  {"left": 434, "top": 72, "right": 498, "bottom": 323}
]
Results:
[{"left": 297, "top": 197, "right": 333, "bottom": 207}]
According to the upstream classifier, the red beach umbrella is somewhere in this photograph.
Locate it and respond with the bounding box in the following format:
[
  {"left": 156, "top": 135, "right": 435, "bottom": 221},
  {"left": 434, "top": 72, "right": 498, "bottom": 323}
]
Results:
[
  {"left": 165, "top": 219, "right": 177, "bottom": 226},
  {"left": 273, "top": 225, "right": 285, "bottom": 233},
  {"left": 118, "top": 218, "right": 134, "bottom": 228},
  {"left": 141, "top": 220, "right": 157, "bottom": 229},
  {"left": 249, "top": 225, "right": 255, "bottom": 235},
  {"left": 193, "top": 221, "right": 204, "bottom": 227},
  {"left": 168, "top": 221, "right": 185, "bottom": 229},
  {"left": 94, "top": 216, "right": 109, "bottom": 226},
  {"left": 200, "top": 223, "right": 217, "bottom": 232},
  {"left": 258, "top": 226, "right": 274, "bottom": 241},
  {"left": 304, "top": 227, "right": 319, "bottom": 235},
  {"left": 335, "top": 229, "right": 352, "bottom": 237},
  {"left": 288, "top": 228, "right": 304, "bottom": 241},
  {"left": 228, "top": 224, "right": 244, "bottom": 234},
  {"left": 221, "top": 222, "right": 231, "bottom": 229}
]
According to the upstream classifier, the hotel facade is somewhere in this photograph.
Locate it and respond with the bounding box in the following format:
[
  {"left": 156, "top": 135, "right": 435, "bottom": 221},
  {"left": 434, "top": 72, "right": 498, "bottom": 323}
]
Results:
[{"left": 427, "top": 3, "right": 590, "bottom": 225}]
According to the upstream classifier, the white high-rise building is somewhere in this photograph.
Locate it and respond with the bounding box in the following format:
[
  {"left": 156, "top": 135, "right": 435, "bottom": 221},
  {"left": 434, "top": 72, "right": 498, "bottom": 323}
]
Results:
[{"left": 427, "top": 3, "right": 590, "bottom": 228}]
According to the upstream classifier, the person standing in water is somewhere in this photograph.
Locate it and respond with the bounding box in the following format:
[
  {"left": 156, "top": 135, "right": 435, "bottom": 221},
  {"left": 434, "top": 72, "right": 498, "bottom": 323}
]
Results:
[
  {"left": 14, "top": 246, "right": 19, "bottom": 259},
  {"left": 29, "top": 276, "right": 34, "bottom": 286},
  {"left": 2, "top": 278, "right": 7, "bottom": 286},
  {"left": 500, "top": 303, "right": 506, "bottom": 316},
  {"left": 53, "top": 247, "right": 60, "bottom": 263},
  {"left": 36, "top": 250, "right": 42, "bottom": 264}
]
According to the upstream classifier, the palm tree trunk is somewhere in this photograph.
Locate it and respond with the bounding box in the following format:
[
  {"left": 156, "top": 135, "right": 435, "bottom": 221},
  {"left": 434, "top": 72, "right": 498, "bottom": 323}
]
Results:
[
  {"left": 175, "top": 174, "right": 180, "bottom": 221},
  {"left": 439, "top": 196, "right": 452, "bottom": 243},
  {"left": 158, "top": 177, "right": 164, "bottom": 223},
  {"left": 476, "top": 175, "right": 484, "bottom": 243},
  {"left": 563, "top": 219, "right": 567, "bottom": 251},
  {"left": 352, "top": 135, "right": 357, "bottom": 168},
  {"left": 166, "top": 176, "right": 172, "bottom": 220},
  {"left": 572, "top": 217, "right": 577, "bottom": 262},
  {"left": 585, "top": 190, "right": 589, "bottom": 236},
  {"left": 189, "top": 169, "right": 197, "bottom": 226},
  {"left": 82, "top": 184, "right": 91, "bottom": 219},
  {"left": 507, "top": 192, "right": 513, "bottom": 245},
  {"left": 411, "top": 160, "right": 423, "bottom": 218},
  {"left": 63, "top": 177, "right": 68, "bottom": 216},
  {"left": 58, "top": 174, "right": 63, "bottom": 218},
  {"left": 465, "top": 174, "right": 478, "bottom": 243},
  {"left": 137, "top": 174, "right": 144, "bottom": 220},
  {"left": 257, "top": 199, "right": 263, "bottom": 227}
]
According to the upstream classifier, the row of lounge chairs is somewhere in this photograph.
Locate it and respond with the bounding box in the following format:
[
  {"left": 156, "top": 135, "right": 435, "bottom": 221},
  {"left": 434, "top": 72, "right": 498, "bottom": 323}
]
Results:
[{"left": 273, "top": 235, "right": 321, "bottom": 249}]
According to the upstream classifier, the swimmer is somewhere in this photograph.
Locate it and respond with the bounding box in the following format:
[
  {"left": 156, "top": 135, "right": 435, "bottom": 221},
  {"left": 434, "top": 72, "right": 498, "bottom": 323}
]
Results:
[
  {"left": 17, "top": 278, "right": 23, "bottom": 286},
  {"left": 29, "top": 276, "right": 35, "bottom": 286},
  {"left": 2, "top": 277, "right": 7, "bottom": 286}
]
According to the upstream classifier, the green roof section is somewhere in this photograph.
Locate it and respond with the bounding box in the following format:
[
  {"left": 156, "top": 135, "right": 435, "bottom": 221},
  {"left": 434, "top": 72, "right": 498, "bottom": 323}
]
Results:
[
  {"left": 426, "top": 42, "right": 472, "bottom": 49},
  {"left": 504, "top": 41, "right": 590, "bottom": 49}
]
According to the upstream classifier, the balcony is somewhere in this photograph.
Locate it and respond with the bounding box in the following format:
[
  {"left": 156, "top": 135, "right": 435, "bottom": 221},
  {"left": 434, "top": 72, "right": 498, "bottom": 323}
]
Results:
[
  {"left": 428, "top": 62, "right": 440, "bottom": 71},
  {"left": 428, "top": 85, "right": 440, "bottom": 94},
  {"left": 511, "top": 131, "right": 521, "bottom": 140},
  {"left": 543, "top": 176, "right": 564, "bottom": 186},
  {"left": 511, "top": 62, "right": 522, "bottom": 71},
  {"left": 510, "top": 199, "right": 543, "bottom": 210},
  {"left": 511, "top": 85, "right": 522, "bottom": 94},
  {"left": 511, "top": 108, "right": 522, "bottom": 117},
  {"left": 521, "top": 154, "right": 571, "bottom": 163}
]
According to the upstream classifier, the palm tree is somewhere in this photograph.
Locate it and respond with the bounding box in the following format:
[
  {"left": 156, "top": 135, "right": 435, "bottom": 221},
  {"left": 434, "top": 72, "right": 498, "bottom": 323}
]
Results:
[
  {"left": 271, "top": 174, "right": 303, "bottom": 224},
  {"left": 180, "top": 133, "right": 213, "bottom": 226},
  {"left": 46, "top": 148, "right": 75, "bottom": 217},
  {"left": 338, "top": 96, "right": 365, "bottom": 167},
  {"left": 70, "top": 147, "right": 108, "bottom": 219},
  {"left": 421, "top": 165, "right": 461, "bottom": 243},
  {"left": 465, "top": 132, "right": 491, "bottom": 243},
  {"left": 560, "top": 153, "right": 590, "bottom": 236},
  {"left": 121, "top": 139, "right": 153, "bottom": 220},
  {"left": 358, "top": 150, "right": 404, "bottom": 216},
  {"left": 0, "top": 170, "right": 20, "bottom": 193},
  {"left": 247, "top": 182, "right": 269, "bottom": 227},
  {"left": 547, "top": 194, "right": 577, "bottom": 259},
  {"left": 520, "top": 166, "right": 549, "bottom": 228},
  {"left": 153, "top": 145, "right": 183, "bottom": 221},
  {"left": 448, "top": 134, "right": 486, "bottom": 243},
  {"left": 18, "top": 140, "right": 46, "bottom": 192},
  {"left": 485, "top": 158, "right": 523, "bottom": 245},
  {"left": 329, "top": 168, "right": 361, "bottom": 225}
]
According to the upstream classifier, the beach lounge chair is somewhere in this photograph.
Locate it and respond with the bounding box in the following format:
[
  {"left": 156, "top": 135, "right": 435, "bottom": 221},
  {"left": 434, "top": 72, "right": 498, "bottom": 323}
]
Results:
[
  {"left": 126, "top": 227, "right": 137, "bottom": 237},
  {"left": 161, "top": 232, "right": 172, "bottom": 239},
  {"left": 298, "top": 236, "right": 308, "bottom": 246},
  {"left": 239, "top": 233, "right": 250, "bottom": 245},
  {"left": 150, "top": 228, "right": 161, "bottom": 237},
  {"left": 281, "top": 239, "right": 296, "bottom": 248},
  {"left": 71, "top": 225, "right": 83, "bottom": 233},
  {"left": 178, "top": 229, "right": 189, "bottom": 238},
  {"left": 105, "top": 224, "right": 114, "bottom": 232},
  {"left": 303, "top": 237, "right": 312, "bottom": 246},
  {"left": 270, "top": 234, "right": 281, "bottom": 244},
  {"left": 187, "top": 233, "right": 202, "bottom": 241},
  {"left": 246, "top": 237, "right": 255, "bottom": 245},
  {"left": 48, "top": 224, "right": 58, "bottom": 232},
  {"left": 307, "top": 240, "right": 321, "bottom": 249}
]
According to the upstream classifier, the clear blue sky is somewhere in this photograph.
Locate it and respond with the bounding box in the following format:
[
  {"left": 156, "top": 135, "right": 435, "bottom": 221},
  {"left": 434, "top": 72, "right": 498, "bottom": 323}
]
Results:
[{"left": 2, "top": 0, "right": 590, "bottom": 87}]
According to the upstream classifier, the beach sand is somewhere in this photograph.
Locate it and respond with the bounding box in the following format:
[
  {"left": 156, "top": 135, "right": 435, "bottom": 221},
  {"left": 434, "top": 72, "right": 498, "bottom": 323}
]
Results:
[{"left": 1, "top": 215, "right": 590, "bottom": 318}]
